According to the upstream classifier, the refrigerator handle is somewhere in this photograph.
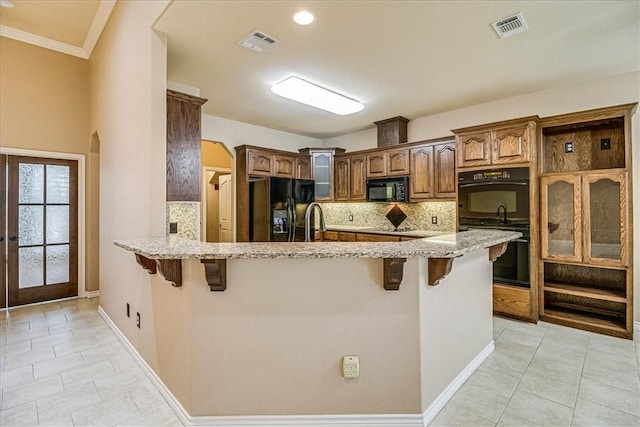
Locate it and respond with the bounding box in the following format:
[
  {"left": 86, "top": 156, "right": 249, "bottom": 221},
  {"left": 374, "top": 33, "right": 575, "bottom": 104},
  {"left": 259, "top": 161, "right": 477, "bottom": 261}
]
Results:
[
  {"left": 291, "top": 197, "right": 297, "bottom": 242},
  {"left": 286, "top": 198, "right": 292, "bottom": 242}
]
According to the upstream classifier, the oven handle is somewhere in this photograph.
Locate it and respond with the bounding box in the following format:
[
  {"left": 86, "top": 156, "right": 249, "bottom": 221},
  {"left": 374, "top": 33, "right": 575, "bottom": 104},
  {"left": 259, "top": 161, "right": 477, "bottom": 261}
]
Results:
[
  {"left": 513, "top": 238, "right": 529, "bottom": 243},
  {"left": 459, "top": 181, "right": 528, "bottom": 188}
]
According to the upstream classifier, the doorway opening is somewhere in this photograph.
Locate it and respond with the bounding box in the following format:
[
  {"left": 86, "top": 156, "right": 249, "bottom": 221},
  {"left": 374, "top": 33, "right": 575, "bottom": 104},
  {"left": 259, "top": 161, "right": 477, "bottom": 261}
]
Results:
[{"left": 201, "top": 141, "right": 233, "bottom": 242}]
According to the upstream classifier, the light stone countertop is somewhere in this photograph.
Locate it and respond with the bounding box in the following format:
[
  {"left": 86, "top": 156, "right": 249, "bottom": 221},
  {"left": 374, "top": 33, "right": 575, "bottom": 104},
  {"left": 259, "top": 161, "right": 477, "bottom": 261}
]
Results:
[
  {"left": 114, "top": 229, "right": 521, "bottom": 260},
  {"left": 324, "top": 225, "right": 447, "bottom": 238}
]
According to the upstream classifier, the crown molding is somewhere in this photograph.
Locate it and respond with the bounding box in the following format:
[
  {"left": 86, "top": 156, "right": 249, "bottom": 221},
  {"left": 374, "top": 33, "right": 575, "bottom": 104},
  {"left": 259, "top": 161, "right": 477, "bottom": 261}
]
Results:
[{"left": 0, "top": 0, "right": 116, "bottom": 59}]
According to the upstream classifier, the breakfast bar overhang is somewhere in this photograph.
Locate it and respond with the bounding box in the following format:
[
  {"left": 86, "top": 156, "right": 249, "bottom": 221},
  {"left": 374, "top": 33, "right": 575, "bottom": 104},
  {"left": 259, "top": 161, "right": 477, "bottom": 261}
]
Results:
[{"left": 113, "top": 229, "right": 519, "bottom": 423}]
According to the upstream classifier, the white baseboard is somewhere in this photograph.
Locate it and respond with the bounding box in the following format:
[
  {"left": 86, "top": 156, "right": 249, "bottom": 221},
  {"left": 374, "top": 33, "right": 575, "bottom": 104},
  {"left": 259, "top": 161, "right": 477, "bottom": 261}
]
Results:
[
  {"left": 635, "top": 321, "right": 640, "bottom": 338},
  {"left": 421, "top": 341, "right": 495, "bottom": 426},
  {"left": 84, "top": 290, "right": 100, "bottom": 298},
  {"left": 98, "top": 306, "right": 491, "bottom": 427}
]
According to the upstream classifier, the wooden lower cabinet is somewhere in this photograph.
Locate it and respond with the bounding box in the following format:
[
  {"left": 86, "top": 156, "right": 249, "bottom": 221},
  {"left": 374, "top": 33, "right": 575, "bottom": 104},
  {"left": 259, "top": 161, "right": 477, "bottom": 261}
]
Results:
[
  {"left": 355, "top": 233, "right": 400, "bottom": 242},
  {"left": 493, "top": 284, "right": 531, "bottom": 320}
]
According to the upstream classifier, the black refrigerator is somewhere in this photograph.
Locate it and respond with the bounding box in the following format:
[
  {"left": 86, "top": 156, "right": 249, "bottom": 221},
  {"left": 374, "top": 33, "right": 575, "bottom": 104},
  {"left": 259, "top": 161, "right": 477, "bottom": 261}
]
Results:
[{"left": 249, "top": 177, "right": 315, "bottom": 242}]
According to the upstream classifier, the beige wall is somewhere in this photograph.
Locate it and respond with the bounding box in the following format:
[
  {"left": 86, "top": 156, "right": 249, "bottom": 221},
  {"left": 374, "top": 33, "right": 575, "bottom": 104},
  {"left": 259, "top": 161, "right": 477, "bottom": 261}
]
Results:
[
  {"left": 324, "top": 72, "right": 640, "bottom": 322},
  {"left": 201, "top": 140, "right": 232, "bottom": 169},
  {"left": 89, "top": 0, "right": 170, "bottom": 362},
  {"left": 0, "top": 37, "right": 99, "bottom": 293}
]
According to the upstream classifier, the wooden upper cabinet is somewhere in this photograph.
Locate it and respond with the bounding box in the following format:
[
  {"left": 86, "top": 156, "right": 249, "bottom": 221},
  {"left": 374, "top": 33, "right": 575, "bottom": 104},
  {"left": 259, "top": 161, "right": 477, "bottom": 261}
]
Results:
[
  {"left": 492, "top": 124, "right": 530, "bottom": 165},
  {"left": 386, "top": 148, "right": 410, "bottom": 176},
  {"left": 350, "top": 155, "right": 367, "bottom": 200},
  {"left": 273, "top": 155, "right": 296, "bottom": 178},
  {"left": 434, "top": 142, "right": 456, "bottom": 198},
  {"left": 454, "top": 117, "right": 538, "bottom": 169},
  {"left": 295, "top": 156, "right": 311, "bottom": 180},
  {"left": 457, "top": 131, "right": 491, "bottom": 168},
  {"left": 409, "top": 145, "right": 434, "bottom": 200},
  {"left": 334, "top": 156, "right": 350, "bottom": 201},
  {"left": 366, "top": 152, "right": 386, "bottom": 178},
  {"left": 247, "top": 149, "right": 273, "bottom": 177}
]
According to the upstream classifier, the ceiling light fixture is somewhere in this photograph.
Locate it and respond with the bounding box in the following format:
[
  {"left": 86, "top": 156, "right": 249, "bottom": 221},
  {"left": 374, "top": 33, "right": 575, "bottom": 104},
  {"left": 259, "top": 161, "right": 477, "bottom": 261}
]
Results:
[
  {"left": 271, "top": 76, "right": 364, "bottom": 116},
  {"left": 293, "top": 11, "right": 314, "bottom": 25},
  {"left": 0, "top": 0, "right": 15, "bottom": 8}
]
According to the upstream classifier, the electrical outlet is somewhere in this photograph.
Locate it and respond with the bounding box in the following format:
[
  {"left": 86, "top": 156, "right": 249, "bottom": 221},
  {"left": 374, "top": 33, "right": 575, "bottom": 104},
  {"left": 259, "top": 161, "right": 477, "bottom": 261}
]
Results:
[
  {"left": 342, "top": 355, "right": 359, "bottom": 378},
  {"left": 565, "top": 142, "right": 574, "bottom": 153},
  {"left": 169, "top": 222, "right": 178, "bottom": 234},
  {"left": 126, "top": 303, "right": 130, "bottom": 318},
  {"left": 348, "top": 214, "right": 354, "bottom": 222},
  {"left": 136, "top": 312, "right": 140, "bottom": 328},
  {"left": 431, "top": 216, "right": 438, "bottom": 224}
]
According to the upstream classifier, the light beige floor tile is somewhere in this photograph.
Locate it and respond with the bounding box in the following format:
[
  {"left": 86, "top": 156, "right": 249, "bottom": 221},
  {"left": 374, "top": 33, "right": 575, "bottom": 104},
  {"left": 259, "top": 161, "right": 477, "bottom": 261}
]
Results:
[
  {"left": 0, "top": 400, "right": 38, "bottom": 426},
  {"left": 82, "top": 342, "right": 128, "bottom": 364},
  {"left": 46, "top": 322, "right": 73, "bottom": 335},
  {"left": 589, "top": 333, "right": 637, "bottom": 356},
  {"left": 71, "top": 395, "right": 141, "bottom": 426},
  {"left": 36, "top": 382, "right": 101, "bottom": 421},
  {"left": 4, "top": 326, "right": 50, "bottom": 346},
  {"left": 446, "top": 380, "right": 510, "bottom": 422},
  {"left": 464, "top": 364, "right": 521, "bottom": 399},
  {"left": 582, "top": 351, "right": 640, "bottom": 393},
  {"left": 3, "top": 346, "right": 56, "bottom": 372},
  {"left": 517, "top": 370, "right": 579, "bottom": 408},
  {"left": 0, "top": 340, "right": 32, "bottom": 357},
  {"left": 526, "top": 352, "right": 584, "bottom": 386},
  {"left": 483, "top": 340, "right": 536, "bottom": 377},
  {"left": 65, "top": 310, "right": 99, "bottom": 323},
  {"left": 53, "top": 336, "right": 98, "bottom": 357},
  {"left": 505, "top": 319, "right": 550, "bottom": 338},
  {"left": 0, "top": 322, "right": 30, "bottom": 335},
  {"left": 129, "top": 383, "right": 167, "bottom": 414},
  {"left": 429, "top": 398, "right": 496, "bottom": 427},
  {"left": 94, "top": 366, "right": 154, "bottom": 398},
  {"left": 117, "top": 402, "right": 182, "bottom": 427},
  {"left": 33, "top": 353, "right": 85, "bottom": 379},
  {"left": 578, "top": 377, "right": 640, "bottom": 417},
  {"left": 30, "top": 331, "right": 74, "bottom": 350},
  {"left": 586, "top": 346, "right": 638, "bottom": 371},
  {"left": 60, "top": 359, "right": 115, "bottom": 387},
  {"left": 500, "top": 389, "right": 573, "bottom": 426},
  {"left": 0, "top": 365, "right": 34, "bottom": 390},
  {"left": 109, "top": 351, "right": 138, "bottom": 372},
  {"left": 572, "top": 398, "right": 640, "bottom": 426},
  {"left": 497, "top": 328, "right": 544, "bottom": 349},
  {"left": 0, "top": 374, "right": 63, "bottom": 411},
  {"left": 37, "top": 414, "right": 75, "bottom": 426},
  {"left": 496, "top": 410, "right": 539, "bottom": 427},
  {"left": 493, "top": 316, "right": 511, "bottom": 339}
]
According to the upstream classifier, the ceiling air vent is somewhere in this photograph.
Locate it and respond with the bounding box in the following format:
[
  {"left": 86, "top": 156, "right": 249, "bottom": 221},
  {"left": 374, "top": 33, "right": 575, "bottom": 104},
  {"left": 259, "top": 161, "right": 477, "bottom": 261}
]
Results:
[
  {"left": 239, "top": 30, "right": 279, "bottom": 53},
  {"left": 491, "top": 12, "right": 528, "bottom": 39}
]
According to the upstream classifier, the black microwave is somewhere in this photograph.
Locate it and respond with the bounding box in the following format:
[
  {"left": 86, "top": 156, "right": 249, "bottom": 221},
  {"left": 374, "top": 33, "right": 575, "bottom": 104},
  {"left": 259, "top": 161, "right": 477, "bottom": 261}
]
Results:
[{"left": 366, "top": 177, "right": 408, "bottom": 202}]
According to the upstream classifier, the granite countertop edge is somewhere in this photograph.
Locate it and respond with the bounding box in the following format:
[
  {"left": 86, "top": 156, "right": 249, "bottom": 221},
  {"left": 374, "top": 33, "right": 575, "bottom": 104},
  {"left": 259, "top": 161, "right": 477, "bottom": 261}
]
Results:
[{"left": 114, "top": 229, "right": 521, "bottom": 261}]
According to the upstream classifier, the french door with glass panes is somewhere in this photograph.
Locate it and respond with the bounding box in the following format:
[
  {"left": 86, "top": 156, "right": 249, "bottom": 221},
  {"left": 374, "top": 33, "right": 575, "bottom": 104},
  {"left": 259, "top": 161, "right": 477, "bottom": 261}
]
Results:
[{"left": 3, "top": 156, "right": 78, "bottom": 307}]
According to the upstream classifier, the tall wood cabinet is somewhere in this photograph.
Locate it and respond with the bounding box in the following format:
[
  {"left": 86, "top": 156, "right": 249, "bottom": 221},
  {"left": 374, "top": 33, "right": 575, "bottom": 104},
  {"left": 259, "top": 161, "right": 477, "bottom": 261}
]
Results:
[
  {"left": 335, "top": 155, "right": 366, "bottom": 201},
  {"left": 299, "top": 148, "right": 345, "bottom": 201},
  {"left": 539, "top": 104, "right": 636, "bottom": 339}
]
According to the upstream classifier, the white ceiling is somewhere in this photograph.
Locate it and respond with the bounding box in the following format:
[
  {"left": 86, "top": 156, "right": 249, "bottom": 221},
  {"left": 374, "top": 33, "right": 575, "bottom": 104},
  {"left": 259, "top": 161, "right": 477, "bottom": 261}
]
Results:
[{"left": 155, "top": 0, "right": 640, "bottom": 139}]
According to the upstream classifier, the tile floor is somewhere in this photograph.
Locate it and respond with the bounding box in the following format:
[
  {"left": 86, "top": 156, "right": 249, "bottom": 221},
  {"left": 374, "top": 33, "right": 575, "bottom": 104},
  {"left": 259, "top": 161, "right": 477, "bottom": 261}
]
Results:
[{"left": 1, "top": 298, "right": 639, "bottom": 426}]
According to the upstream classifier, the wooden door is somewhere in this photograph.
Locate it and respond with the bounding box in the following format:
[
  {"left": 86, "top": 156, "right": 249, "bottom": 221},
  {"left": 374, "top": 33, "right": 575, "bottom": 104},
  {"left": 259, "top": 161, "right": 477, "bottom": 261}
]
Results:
[
  {"left": 295, "top": 156, "right": 311, "bottom": 180},
  {"left": 457, "top": 131, "right": 491, "bottom": 168},
  {"left": 218, "top": 174, "right": 233, "bottom": 242},
  {"left": 582, "top": 170, "right": 627, "bottom": 267},
  {"left": 540, "top": 174, "right": 582, "bottom": 263},
  {"left": 366, "top": 152, "right": 386, "bottom": 178},
  {"left": 492, "top": 124, "right": 530, "bottom": 165},
  {"left": 434, "top": 142, "right": 456, "bottom": 198},
  {"left": 0, "top": 155, "right": 5, "bottom": 309},
  {"left": 386, "top": 148, "right": 410, "bottom": 176},
  {"left": 409, "top": 145, "right": 434, "bottom": 200},
  {"left": 334, "top": 157, "right": 350, "bottom": 201},
  {"left": 7, "top": 156, "right": 78, "bottom": 306},
  {"left": 349, "top": 155, "right": 367, "bottom": 200}
]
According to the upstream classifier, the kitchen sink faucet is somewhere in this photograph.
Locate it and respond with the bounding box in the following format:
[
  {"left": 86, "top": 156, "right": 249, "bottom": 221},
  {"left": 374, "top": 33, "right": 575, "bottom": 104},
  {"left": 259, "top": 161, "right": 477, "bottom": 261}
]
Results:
[{"left": 305, "top": 202, "right": 327, "bottom": 242}]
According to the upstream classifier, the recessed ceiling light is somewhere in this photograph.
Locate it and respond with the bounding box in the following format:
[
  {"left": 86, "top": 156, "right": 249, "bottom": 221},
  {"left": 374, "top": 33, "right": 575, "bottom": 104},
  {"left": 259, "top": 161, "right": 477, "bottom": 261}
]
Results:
[
  {"left": 271, "top": 76, "right": 364, "bottom": 116},
  {"left": 293, "top": 11, "right": 314, "bottom": 25},
  {"left": 0, "top": 0, "right": 15, "bottom": 8}
]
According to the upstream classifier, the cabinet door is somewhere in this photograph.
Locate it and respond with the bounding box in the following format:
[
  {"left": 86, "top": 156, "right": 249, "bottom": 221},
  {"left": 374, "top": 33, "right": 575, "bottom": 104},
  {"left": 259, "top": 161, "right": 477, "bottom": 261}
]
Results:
[
  {"left": 583, "top": 171, "right": 627, "bottom": 267},
  {"left": 409, "top": 145, "right": 434, "bottom": 200},
  {"left": 247, "top": 150, "right": 273, "bottom": 177},
  {"left": 296, "top": 156, "right": 311, "bottom": 180},
  {"left": 350, "top": 155, "right": 367, "bottom": 200},
  {"left": 434, "top": 142, "right": 456, "bottom": 198},
  {"left": 334, "top": 157, "right": 350, "bottom": 201},
  {"left": 366, "top": 152, "right": 386, "bottom": 178},
  {"left": 386, "top": 148, "right": 410, "bottom": 176},
  {"left": 339, "top": 231, "right": 356, "bottom": 241},
  {"left": 492, "top": 125, "right": 530, "bottom": 165},
  {"left": 457, "top": 132, "right": 491, "bottom": 168},
  {"left": 540, "top": 174, "right": 582, "bottom": 263},
  {"left": 356, "top": 233, "right": 400, "bottom": 242},
  {"left": 273, "top": 155, "right": 296, "bottom": 178},
  {"left": 312, "top": 152, "right": 333, "bottom": 201}
]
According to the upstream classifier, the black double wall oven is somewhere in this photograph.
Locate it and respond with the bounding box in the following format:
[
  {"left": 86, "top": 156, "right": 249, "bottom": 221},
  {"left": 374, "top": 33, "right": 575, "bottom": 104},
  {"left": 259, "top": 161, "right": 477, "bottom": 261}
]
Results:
[{"left": 458, "top": 167, "right": 530, "bottom": 288}]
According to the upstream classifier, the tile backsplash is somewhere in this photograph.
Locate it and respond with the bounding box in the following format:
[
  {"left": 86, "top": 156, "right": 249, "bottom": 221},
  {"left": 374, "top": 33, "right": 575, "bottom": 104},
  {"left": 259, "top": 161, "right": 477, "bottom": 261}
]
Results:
[
  {"left": 319, "top": 201, "right": 457, "bottom": 232},
  {"left": 166, "top": 202, "right": 200, "bottom": 240}
]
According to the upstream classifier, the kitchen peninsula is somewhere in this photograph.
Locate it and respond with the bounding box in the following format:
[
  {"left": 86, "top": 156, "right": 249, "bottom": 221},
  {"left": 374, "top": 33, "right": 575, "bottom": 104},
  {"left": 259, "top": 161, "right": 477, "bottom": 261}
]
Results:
[{"left": 114, "top": 229, "right": 519, "bottom": 423}]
